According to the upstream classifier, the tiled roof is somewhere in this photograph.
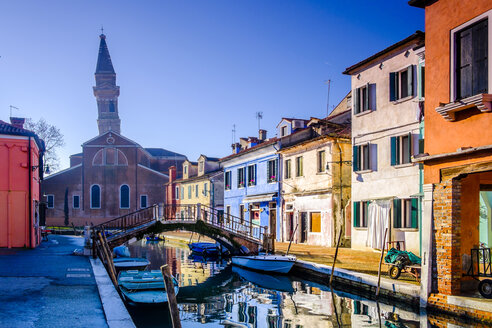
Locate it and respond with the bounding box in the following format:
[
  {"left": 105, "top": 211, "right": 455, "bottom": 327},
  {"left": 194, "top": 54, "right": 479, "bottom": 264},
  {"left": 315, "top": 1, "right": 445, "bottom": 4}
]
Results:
[
  {"left": 0, "top": 120, "right": 45, "bottom": 150},
  {"left": 220, "top": 138, "right": 278, "bottom": 162},
  {"left": 145, "top": 148, "right": 186, "bottom": 158}
]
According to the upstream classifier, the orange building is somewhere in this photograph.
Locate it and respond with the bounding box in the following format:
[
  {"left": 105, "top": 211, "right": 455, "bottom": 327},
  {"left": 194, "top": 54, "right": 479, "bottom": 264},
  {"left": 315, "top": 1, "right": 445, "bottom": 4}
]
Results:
[
  {"left": 0, "top": 118, "right": 45, "bottom": 248},
  {"left": 410, "top": 0, "right": 492, "bottom": 318}
]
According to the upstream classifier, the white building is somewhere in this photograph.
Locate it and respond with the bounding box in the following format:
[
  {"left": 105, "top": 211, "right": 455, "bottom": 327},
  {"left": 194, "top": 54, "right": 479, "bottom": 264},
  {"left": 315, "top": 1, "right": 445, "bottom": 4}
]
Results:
[{"left": 343, "top": 31, "right": 425, "bottom": 254}]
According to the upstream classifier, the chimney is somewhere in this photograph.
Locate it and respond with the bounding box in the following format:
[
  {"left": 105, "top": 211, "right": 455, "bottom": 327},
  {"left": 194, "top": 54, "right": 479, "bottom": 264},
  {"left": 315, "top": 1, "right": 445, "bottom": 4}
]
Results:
[
  {"left": 10, "top": 117, "right": 25, "bottom": 129},
  {"left": 239, "top": 138, "right": 249, "bottom": 150},
  {"left": 231, "top": 143, "right": 241, "bottom": 154},
  {"left": 168, "top": 166, "right": 176, "bottom": 183},
  {"left": 258, "top": 129, "right": 267, "bottom": 141},
  {"left": 248, "top": 137, "right": 259, "bottom": 148}
]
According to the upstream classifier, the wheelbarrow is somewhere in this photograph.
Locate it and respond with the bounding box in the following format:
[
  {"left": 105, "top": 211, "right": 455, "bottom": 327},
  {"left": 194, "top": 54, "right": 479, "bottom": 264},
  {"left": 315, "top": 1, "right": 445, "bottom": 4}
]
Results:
[{"left": 465, "top": 248, "right": 492, "bottom": 299}]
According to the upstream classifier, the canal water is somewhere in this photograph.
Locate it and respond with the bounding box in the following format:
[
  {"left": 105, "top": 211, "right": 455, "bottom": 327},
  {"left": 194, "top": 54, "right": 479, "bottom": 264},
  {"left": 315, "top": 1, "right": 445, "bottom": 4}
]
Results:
[{"left": 125, "top": 238, "right": 473, "bottom": 328}]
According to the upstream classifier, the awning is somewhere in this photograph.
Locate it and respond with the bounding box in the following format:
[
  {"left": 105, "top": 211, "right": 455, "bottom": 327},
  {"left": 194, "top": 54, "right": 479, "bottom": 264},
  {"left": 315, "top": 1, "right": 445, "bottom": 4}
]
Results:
[{"left": 243, "top": 193, "right": 276, "bottom": 203}]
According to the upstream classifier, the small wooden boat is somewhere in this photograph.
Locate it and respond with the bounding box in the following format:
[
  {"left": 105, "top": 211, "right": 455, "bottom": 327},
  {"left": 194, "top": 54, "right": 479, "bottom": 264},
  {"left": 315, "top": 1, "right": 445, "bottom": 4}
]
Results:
[
  {"left": 188, "top": 242, "right": 220, "bottom": 256},
  {"left": 118, "top": 270, "right": 179, "bottom": 304},
  {"left": 113, "top": 257, "right": 150, "bottom": 271},
  {"left": 231, "top": 254, "right": 296, "bottom": 274}
]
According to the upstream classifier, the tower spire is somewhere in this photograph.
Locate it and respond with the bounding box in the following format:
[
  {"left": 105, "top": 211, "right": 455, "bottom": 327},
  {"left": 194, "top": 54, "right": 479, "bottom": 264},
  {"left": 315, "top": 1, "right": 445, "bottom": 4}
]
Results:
[{"left": 93, "top": 33, "right": 121, "bottom": 135}]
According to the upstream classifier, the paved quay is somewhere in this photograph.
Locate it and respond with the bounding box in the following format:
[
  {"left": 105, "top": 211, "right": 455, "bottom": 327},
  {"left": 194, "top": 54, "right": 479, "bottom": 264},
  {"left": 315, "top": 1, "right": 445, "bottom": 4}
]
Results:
[{"left": 0, "top": 235, "right": 133, "bottom": 328}]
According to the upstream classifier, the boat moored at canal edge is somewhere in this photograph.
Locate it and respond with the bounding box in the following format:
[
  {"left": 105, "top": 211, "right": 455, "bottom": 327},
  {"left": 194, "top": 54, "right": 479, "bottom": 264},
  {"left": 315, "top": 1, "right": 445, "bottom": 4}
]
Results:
[
  {"left": 118, "top": 270, "right": 179, "bottom": 305},
  {"left": 231, "top": 254, "right": 296, "bottom": 274},
  {"left": 113, "top": 257, "right": 150, "bottom": 271}
]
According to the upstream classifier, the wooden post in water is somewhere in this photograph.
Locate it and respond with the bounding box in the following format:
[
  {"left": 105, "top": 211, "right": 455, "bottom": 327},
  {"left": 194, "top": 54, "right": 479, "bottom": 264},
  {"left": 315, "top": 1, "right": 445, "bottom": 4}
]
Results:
[
  {"left": 161, "top": 264, "right": 181, "bottom": 328},
  {"left": 98, "top": 231, "right": 118, "bottom": 287},
  {"left": 330, "top": 226, "right": 343, "bottom": 286},
  {"left": 376, "top": 228, "right": 388, "bottom": 297}
]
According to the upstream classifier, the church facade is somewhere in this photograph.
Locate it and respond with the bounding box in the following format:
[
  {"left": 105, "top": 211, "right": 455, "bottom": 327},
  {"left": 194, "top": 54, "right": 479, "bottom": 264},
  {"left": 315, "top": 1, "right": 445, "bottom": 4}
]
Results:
[{"left": 42, "top": 34, "right": 186, "bottom": 226}]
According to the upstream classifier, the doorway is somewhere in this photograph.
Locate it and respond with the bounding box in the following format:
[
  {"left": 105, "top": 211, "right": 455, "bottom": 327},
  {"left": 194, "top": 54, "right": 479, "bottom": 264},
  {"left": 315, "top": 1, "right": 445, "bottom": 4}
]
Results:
[
  {"left": 480, "top": 190, "right": 492, "bottom": 249},
  {"left": 269, "top": 202, "right": 276, "bottom": 240},
  {"left": 300, "top": 212, "right": 308, "bottom": 243},
  {"left": 287, "top": 212, "right": 294, "bottom": 241}
]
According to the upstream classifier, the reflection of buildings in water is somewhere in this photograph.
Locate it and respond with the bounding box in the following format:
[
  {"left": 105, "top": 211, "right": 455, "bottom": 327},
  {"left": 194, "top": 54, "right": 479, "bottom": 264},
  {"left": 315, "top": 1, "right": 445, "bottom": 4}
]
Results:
[
  {"left": 176, "top": 259, "right": 226, "bottom": 287},
  {"left": 350, "top": 299, "right": 419, "bottom": 328},
  {"left": 179, "top": 297, "right": 226, "bottom": 324},
  {"left": 127, "top": 239, "right": 182, "bottom": 276}
]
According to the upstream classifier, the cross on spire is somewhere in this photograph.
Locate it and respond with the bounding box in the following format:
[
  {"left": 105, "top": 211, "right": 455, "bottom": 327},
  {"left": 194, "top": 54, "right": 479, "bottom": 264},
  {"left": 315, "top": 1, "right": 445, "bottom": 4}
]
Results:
[{"left": 100, "top": 26, "right": 104, "bottom": 35}]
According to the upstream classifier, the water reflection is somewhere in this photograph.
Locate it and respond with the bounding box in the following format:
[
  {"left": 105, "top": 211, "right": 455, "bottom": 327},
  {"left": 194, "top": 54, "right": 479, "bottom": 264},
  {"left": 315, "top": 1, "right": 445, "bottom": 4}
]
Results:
[{"left": 124, "top": 239, "right": 473, "bottom": 328}]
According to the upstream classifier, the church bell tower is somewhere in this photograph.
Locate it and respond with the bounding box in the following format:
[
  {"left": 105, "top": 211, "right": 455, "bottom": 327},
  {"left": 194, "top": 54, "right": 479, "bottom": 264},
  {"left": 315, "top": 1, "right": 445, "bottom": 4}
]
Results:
[{"left": 93, "top": 33, "right": 121, "bottom": 135}]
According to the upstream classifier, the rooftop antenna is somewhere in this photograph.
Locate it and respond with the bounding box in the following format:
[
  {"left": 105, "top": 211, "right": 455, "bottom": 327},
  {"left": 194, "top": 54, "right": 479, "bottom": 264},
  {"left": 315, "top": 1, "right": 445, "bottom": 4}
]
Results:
[
  {"left": 324, "top": 79, "right": 331, "bottom": 117},
  {"left": 232, "top": 124, "right": 236, "bottom": 144},
  {"left": 255, "top": 111, "right": 263, "bottom": 131},
  {"left": 100, "top": 26, "right": 104, "bottom": 34},
  {"left": 9, "top": 105, "right": 19, "bottom": 117}
]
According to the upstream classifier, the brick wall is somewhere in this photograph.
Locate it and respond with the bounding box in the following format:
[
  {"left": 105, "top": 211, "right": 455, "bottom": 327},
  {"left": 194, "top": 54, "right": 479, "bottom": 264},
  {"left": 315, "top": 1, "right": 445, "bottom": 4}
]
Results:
[{"left": 428, "top": 294, "right": 492, "bottom": 325}]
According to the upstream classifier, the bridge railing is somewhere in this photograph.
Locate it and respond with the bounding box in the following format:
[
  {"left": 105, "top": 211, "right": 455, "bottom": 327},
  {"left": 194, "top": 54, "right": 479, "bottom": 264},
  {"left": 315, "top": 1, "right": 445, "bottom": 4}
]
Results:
[{"left": 92, "top": 204, "right": 158, "bottom": 240}]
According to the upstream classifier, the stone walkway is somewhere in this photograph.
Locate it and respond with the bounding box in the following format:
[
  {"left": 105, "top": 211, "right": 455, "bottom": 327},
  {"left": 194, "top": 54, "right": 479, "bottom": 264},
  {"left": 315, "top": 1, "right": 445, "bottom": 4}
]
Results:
[{"left": 0, "top": 235, "right": 110, "bottom": 328}]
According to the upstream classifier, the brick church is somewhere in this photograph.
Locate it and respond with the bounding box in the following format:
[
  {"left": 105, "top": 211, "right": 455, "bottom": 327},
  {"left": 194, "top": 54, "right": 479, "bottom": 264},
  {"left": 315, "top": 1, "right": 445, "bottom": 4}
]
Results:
[{"left": 42, "top": 34, "right": 187, "bottom": 226}]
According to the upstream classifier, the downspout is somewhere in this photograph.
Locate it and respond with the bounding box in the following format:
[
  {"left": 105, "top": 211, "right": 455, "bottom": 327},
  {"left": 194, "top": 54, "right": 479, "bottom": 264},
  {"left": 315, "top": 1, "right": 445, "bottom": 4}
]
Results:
[{"left": 28, "top": 136, "right": 32, "bottom": 248}]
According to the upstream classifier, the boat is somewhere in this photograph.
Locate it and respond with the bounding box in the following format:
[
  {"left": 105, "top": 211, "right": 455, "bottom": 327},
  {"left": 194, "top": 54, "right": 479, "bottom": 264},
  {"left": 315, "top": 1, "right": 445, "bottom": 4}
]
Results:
[
  {"left": 118, "top": 270, "right": 179, "bottom": 304},
  {"left": 232, "top": 266, "right": 295, "bottom": 293},
  {"left": 188, "top": 242, "right": 220, "bottom": 256},
  {"left": 113, "top": 257, "right": 150, "bottom": 271},
  {"left": 231, "top": 254, "right": 296, "bottom": 274}
]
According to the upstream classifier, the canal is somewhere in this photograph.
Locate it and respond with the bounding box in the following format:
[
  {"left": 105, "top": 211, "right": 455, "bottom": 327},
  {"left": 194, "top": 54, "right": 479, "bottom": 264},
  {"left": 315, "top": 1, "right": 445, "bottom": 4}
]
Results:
[{"left": 124, "top": 237, "right": 473, "bottom": 328}]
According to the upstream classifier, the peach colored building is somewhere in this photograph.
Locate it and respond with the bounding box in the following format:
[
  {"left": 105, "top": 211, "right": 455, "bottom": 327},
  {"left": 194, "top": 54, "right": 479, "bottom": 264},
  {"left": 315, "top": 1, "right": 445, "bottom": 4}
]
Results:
[
  {"left": 410, "top": 0, "right": 492, "bottom": 319},
  {"left": 0, "top": 118, "right": 45, "bottom": 248}
]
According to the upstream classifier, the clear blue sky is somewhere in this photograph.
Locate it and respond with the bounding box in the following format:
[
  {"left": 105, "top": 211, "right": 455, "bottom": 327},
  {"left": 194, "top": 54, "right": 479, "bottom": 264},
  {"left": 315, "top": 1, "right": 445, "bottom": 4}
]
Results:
[{"left": 0, "top": 1, "right": 424, "bottom": 170}]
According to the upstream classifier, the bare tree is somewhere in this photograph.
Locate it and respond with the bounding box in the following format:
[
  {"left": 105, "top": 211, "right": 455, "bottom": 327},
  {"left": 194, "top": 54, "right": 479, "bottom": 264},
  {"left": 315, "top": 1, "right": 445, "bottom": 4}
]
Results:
[{"left": 25, "top": 118, "right": 65, "bottom": 173}]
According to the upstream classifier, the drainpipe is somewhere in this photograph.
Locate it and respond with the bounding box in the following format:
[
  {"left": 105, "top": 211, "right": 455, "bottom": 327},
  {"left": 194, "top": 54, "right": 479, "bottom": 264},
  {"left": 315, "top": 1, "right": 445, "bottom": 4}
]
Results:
[{"left": 28, "top": 136, "right": 32, "bottom": 248}]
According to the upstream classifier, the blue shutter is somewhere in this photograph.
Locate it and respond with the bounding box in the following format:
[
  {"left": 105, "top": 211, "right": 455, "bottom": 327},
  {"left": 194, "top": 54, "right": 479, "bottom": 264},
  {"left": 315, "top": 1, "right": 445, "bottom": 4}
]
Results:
[
  {"left": 411, "top": 198, "right": 419, "bottom": 228},
  {"left": 364, "top": 83, "right": 370, "bottom": 111},
  {"left": 389, "top": 72, "right": 397, "bottom": 101},
  {"left": 393, "top": 198, "right": 401, "bottom": 228},
  {"left": 390, "top": 137, "right": 397, "bottom": 166},
  {"left": 353, "top": 88, "right": 360, "bottom": 114},
  {"left": 352, "top": 145, "right": 359, "bottom": 172},
  {"left": 407, "top": 65, "right": 414, "bottom": 97},
  {"left": 353, "top": 201, "right": 360, "bottom": 227}
]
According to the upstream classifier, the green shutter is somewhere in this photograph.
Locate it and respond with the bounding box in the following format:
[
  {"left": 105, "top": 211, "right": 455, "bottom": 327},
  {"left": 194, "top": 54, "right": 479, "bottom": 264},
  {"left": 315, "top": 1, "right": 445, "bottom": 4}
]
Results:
[
  {"left": 353, "top": 201, "right": 360, "bottom": 227},
  {"left": 389, "top": 72, "right": 397, "bottom": 101},
  {"left": 393, "top": 198, "right": 401, "bottom": 228},
  {"left": 353, "top": 88, "right": 360, "bottom": 114},
  {"left": 390, "top": 137, "right": 397, "bottom": 166},
  {"left": 364, "top": 83, "right": 370, "bottom": 111},
  {"left": 363, "top": 201, "right": 369, "bottom": 227},
  {"left": 408, "top": 132, "right": 413, "bottom": 161},
  {"left": 407, "top": 65, "right": 414, "bottom": 97},
  {"left": 352, "top": 145, "right": 359, "bottom": 172},
  {"left": 267, "top": 161, "right": 271, "bottom": 181},
  {"left": 411, "top": 198, "right": 419, "bottom": 228},
  {"left": 275, "top": 159, "right": 278, "bottom": 180}
]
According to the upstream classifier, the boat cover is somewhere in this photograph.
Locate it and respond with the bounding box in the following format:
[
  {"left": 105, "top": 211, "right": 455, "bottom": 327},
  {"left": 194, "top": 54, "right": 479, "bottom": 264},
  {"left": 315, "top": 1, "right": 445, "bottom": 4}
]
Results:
[{"left": 384, "top": 248, "right": 421, "bottom": 265}]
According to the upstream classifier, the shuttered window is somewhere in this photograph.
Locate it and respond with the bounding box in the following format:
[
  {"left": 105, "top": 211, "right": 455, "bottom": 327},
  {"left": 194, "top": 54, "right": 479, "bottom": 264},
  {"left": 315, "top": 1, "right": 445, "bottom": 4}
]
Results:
[
  {"left": 390, "top": 66, "right": 414, "bottom": 101},
  {"left": 317, "top": 150, "right": 326, "bottom": 173},
  {"left": 225, "top": 171, "right": 232, "bottom": 190},
  {"left": 353, "top": 83, "right": 371, "bottom": 114},
  {"left": 390, "top": 133, "right": 412, "bottom": 166},
  {"left": 247, "top": 165, "right": 256, "bottom": 186},
  {"left": 456, "top": 19, "right": 488, "bottom": 99},
  {"left": 285, "top": 159, "right": 292, "bottom": 179},
  {"left": 393, "top": 198, "right": 419, "bottom": 229},
  {"left": 295, "top": 156, "right": 303, "bottom": 177},
  {"left": 353, "top": 144, "right": 371, "bottom": 172},
  {"left": 237, "top": 168, "right": 245, "bottom": 188},
  {"left": 310, "top": 212, "right": 321, "bottom": 233},
  {"left": 353, "top": 201, "right": 369, "bottom": 228},
  {"left": 267, "top": 159, "right": 278, "bottom": 183}
]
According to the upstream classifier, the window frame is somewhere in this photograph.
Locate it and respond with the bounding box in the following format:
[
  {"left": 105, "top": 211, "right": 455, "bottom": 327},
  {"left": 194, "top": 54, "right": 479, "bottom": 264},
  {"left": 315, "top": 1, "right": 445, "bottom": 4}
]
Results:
[
  {"left": 317, "top": 150, "right": 326, "bottom": 173},
  {"left": 195, "top": 184, "right": 199, "bottom": 198},
  {"left": 119, "top": 184, "right": 130, "bottom": 209},
  {"left": 284, "top": 159, "right": 292, "bottom": 179},
  {"left": 237, "top": 167, "right": 245, "bottom": 188},
  {"left": 225, "top": 171, "right": 232, "bottom": 190},
  {"left": 390, "top": 133, "right": 413, "bottom": 166},
  {"left": 353, "top": 83, "right": 372, "bottom": 114},
  {"left": 188, "top": 185, "right": 192, "bottom": 199},
  {"left": 247, "top": 164, "right": 256, "bottom": 186},
  {"left": 390, "top": 66, "right": 414, "bottom": 102},
  {"left": 90, "top": 184, "right": 101, "bottom": 209},
  {"left": 393, "top": 198, "right": 419, "bottom": 229},
  {"left": 175, "top": 186, "right": 179, "bottom": 200},
  {"left": 353, "top": 143, "right": 371, "bottom": 172},
  {"left": 309, "top": 212, "right": 322, "bottom": 233},
  {"left": 267, "top": 159, "right": 278, "bottom": 183},
  {"left": 72, "top": 195, "right": 80, "bottom": 209},
  {"left": 140, "top": 195, "right": 148, "bottom": 209},
  {"left": 353, "top": 201, "right": 369, "bottom": 228},
  {"left": 295, "top": 156, "right": 303, "bottom": 177},
  {"left": 47, "top": 194, "right": 54, "bottom": 209}
]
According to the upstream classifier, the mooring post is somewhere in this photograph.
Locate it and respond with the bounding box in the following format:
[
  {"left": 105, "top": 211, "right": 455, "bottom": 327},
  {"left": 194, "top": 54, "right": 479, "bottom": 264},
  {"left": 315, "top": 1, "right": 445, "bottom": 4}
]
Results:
[
  {"left": 376, "top": 228, "right": 388, "bottom": 297},
  {"left": 329, "top": 226, "right": 343, "bottom": 286},
  {"left": 161, "top": 264, "right": 181, "bottom": 328}
]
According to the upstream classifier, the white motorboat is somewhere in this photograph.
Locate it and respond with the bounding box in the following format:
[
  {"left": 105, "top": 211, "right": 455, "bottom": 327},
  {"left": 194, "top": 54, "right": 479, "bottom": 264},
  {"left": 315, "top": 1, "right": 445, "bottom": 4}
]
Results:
[
  {"left": 231, "top": 254, "right": 296, "bottom": 274},
  {"left": 118, "top": 270, "right": 179, "bottom": 304}
]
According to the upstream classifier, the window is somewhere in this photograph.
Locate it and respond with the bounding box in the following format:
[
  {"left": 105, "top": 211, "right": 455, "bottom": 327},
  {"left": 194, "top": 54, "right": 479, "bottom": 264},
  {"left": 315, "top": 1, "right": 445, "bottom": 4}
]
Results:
[
  {"left": 353, "top": 144, "right": 371, "bottom": 172},
  {"left": 353, "top": 83, "right": 372, "bottom": 114},
  {"left": 237, "top": 167, "right": 245, "bottom": 188},
  {"left": 181, "top": 187, "right": 184, "bottom": 200},
  {"left": 267, "top": 159, "right": 278, "bottom": 183},
  {"left": 353, "top": 201, "right": 369, "bottom": 228},
  {"left": 310, "top": 212, "right": 321, "bottom": 233},
  {"left": 281, "top": 126, "right": 287, "bottom": 137},
  {"left": 225, "top": 171, "right": 232, "bottom": 190},
  {"left": 204, "top": 183, "right": 208, "bottom": 196},
  {"left": 90, "top": 185, "right": 101, "bottom": 209},
  {"left": 317, "top": 150, "right": 326, "bottom": 173},
  {"left": 188, "top": 186, "right": 191, "bottom": 199},
  {"left": 195, "top": 184, "right": 199, "bottom": 198},
  {"left": 455, "top": 19, "right": 488, "bottom": 99},
  {"left": 295, "top": 156, "right": 303, "bottom": 177},
  {"left": 239, "top": 204, "right": 245, "bottom": 223},
  {"left": 140, "top": 195, "right": 148, "bottom": 209},
  {"left": 175, "top": 186, "right": 179, "bottom": 200},
  {"left": 391, "top": 133, "right": 412, "bottom": 166},
  {"left": 285, "top": 159, "right": 291, "bottom": 179},
  {"left": 247, "top": 165, "right": 256, "bottom": 186},
  {"left": 419, "top": 65, "right": 425, "bottom": 98},
  {"left": 120, "top": 185, "right": 130, "bottom": 209},
  {"left": 184, "top": 165, "right": 188, "bottom": 175},
  {"left": 109, "top": 100, "right": 115, "bottom": 112},
  {"left": 390, "top": 66, "right": 414, "bottom": 101},
  {"left": 393, "top": 198, "right": 419, "bottom": 229},
  {"left": 73, "top": 195, "right": 80, "bottom": 209},
  {"left": 199, "top": 161, "right": 204, "bottom": 173},
  {"left": 47, "top": 194, "right": 54, "bottom": 209}
]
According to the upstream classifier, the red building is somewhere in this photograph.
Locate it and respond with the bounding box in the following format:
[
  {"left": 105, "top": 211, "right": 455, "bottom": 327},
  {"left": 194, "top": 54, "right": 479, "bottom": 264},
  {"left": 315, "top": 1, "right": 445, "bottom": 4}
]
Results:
[
  {"left": 41, "top": 34, "right": 187, "bottom": 226},
  {"left": 0, "top": 118, "right": 45, "bottom": 248}
]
